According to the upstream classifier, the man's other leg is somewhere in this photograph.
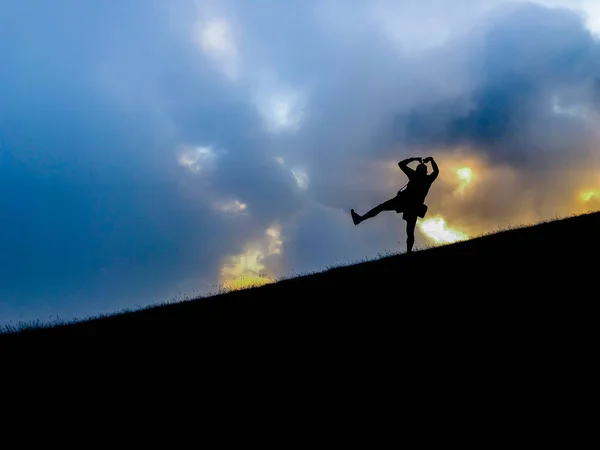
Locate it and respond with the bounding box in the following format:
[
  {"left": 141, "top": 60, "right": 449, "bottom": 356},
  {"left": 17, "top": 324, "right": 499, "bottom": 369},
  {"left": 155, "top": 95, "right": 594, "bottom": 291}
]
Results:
[
  {"left": 352, "top": 197, "right": 400, "bottom": 225},
  {"left": 405, "top": 216, "right": 417, "bottom": 252}
]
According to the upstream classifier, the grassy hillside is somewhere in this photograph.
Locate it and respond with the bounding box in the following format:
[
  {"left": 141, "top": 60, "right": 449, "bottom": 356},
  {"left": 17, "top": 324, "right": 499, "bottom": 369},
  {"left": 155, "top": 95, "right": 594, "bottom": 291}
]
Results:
[{"left": 3, "top": 211, "right": 598, "bottom": 356}]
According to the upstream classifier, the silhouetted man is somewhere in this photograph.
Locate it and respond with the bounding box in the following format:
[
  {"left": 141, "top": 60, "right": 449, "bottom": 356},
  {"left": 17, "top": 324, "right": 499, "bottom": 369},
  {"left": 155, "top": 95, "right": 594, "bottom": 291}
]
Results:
[{"left": 351, "top": 156, "right": 439, "bottom": 253}]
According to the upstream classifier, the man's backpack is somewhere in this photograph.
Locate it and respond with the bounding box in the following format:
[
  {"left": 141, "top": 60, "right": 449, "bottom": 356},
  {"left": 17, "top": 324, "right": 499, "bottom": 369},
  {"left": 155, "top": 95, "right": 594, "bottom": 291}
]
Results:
[
  {"left": 402, "top": 203, "right": 428, "bottom": 220},
  {"left": 398, "top": 182, "right": 428, "bottom": 219}
]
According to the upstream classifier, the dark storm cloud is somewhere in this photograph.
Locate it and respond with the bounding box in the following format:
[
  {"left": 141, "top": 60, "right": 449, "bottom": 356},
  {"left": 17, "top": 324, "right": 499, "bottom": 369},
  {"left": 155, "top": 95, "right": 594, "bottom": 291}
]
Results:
[{"left": 396, "top": 3, "right": 600, "bottom": 167}]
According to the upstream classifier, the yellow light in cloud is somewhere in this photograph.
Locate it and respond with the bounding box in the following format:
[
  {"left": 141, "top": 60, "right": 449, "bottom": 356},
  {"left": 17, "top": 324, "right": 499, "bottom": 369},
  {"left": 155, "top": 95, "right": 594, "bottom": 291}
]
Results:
[
  {"left": 419, "top": 216, "right": 469, "bottom": 245},
  {"left": 454, "top": 166, "right": 474, "bottom": 195},
  {"left": 220, "top": 248, "right": 272, "bottom": 290},
  {"left": 456, "top": 167, "right": 474, "bottom": 184},
  {"left": 220, "top": 224, "right": 282, "bottom": 291},
  {"left": 580, "top": 189, "right": 599, "bottom": 202}
]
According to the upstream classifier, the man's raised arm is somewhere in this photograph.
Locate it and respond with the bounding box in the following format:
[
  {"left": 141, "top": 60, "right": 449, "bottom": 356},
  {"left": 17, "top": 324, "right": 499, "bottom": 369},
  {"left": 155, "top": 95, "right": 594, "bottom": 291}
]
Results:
[
  {"left": 398, "top": 157, "right": 421, "bottom": 177},
  {"left": 424, "top": 156, "right": 439, "bottom": 180}
]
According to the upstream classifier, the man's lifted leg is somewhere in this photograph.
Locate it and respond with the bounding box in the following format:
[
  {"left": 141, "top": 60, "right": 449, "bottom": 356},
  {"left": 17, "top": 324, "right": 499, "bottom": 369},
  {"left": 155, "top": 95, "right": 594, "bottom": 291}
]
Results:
[{"left": 351, "top": 197, "right": 400, "bottom": 226}]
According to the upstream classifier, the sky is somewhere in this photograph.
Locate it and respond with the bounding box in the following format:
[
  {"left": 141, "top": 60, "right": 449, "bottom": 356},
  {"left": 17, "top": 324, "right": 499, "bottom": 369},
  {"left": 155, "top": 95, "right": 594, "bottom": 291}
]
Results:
[{"left": 1, "top": 0, "right": 599, "bottom": 324}]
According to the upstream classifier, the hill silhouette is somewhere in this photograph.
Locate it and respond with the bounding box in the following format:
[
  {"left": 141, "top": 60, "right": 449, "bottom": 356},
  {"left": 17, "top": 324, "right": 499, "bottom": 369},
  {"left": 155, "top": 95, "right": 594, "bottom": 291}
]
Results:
[
  {"left": 4, "top": 214, "right": 595, "bottom": 450},
  {"left": 3, "top": 210, "right": 599, "bottom": 359}
]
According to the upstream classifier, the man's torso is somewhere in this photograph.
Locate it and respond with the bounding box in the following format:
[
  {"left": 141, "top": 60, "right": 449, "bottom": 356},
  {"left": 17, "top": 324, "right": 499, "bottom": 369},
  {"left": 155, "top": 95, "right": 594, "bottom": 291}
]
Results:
[{"left": 403, "top": 174, "right": 433, "bottom": 204}]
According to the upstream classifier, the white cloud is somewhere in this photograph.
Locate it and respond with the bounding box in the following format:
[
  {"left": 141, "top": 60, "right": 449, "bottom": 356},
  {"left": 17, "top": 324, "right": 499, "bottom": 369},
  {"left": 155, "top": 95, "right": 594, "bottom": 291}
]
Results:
[
  {"left": 214, "top": 198, "right": 248, "bottom": 213},
  {"left": 193, "top": 17, "right": 239, "bottom": 80},
  {"left": 177, "top": 145, "right": 218, "bottom": 174},
  {"left": 274, "top": 157, "right": 310, "bottom": 191},
  {"left": 265, "top": 225, "right": 283, "bottom": 255},
  {"left": 291, "top": 167, "right": 309, "bottom": 190},
  {"left": 254, "top": 84, "right": 306, "bottom": 133},
  {"left": 191, "top": 6, "right": 308, "bottom": 133},
  {"left": 369, "top": 0, "right": 500, "bottom": 53},
  {"left": 532, "top": 0, "right": 600, "bottom": 36},
  {"left": 368, "top": 0, "right": 600, "bottom": 55},
  {"left": 581, "top": 0, "right": 600, "bottom": 36},
  {"left": 551, "top": 95, "right": 592, "bottom": 121}
]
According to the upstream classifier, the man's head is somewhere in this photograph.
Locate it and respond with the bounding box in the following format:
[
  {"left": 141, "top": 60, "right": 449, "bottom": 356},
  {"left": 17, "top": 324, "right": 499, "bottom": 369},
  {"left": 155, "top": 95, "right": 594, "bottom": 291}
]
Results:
[{"left": 416, "top": 163, "right": 428, "bottom": 176}]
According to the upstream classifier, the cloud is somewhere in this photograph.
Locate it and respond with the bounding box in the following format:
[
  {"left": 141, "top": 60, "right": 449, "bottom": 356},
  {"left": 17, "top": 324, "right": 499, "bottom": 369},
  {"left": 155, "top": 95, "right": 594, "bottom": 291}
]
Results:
[
  {"left": 2, "top": 0, "right": 600, "bottom": 324},
  {"left": 194, "top": 17, "right": 240, "bottom": 81},
  {"left": 253, "top": 83, "right": 306, "bottom": 134},
  {"left": 177, "top": 145, "right": 219, "bottom": 174},
  {"left": 394, "top": 2, "right": 600, "bottom": 168},
  {"left": 213, "top": 198, "right": 248, "bottom": 214},
  {"left": 291, "top": 167, "right": 310, "bottom": 190},
  {"left": 220, "top": 223, "right": 284, "bottom": 290},
  {"left": 419, "top": 216, "right": 469, "bottom": 245}
]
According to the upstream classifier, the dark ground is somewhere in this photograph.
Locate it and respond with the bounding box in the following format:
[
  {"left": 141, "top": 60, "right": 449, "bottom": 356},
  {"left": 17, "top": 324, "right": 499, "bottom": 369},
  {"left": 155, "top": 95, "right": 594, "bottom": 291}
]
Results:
[
  {"left": 3, "top": 212, "right": 597, "bottom": 433},
  {"left": 3, "top": 211, "right": 597, "bottom": 355}
]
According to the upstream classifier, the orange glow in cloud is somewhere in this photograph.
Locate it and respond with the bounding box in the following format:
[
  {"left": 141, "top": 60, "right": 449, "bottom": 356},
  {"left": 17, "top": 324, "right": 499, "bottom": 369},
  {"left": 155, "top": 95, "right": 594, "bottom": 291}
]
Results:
[
  {"left": 377, "top": 148, "right": 599, "bottom": 250},
  {"left": 431, "top": 151, "right": 489, "bottom": 189},
  {"left": 417, "top": 148, "right": 600, "bottom": 245}
]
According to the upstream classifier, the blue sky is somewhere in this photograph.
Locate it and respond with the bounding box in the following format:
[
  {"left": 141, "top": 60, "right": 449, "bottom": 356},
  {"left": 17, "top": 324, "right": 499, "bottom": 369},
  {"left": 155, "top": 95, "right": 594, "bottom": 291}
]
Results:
[{"left": 1, "top": 0, "right": 599, "bottom": 324}]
